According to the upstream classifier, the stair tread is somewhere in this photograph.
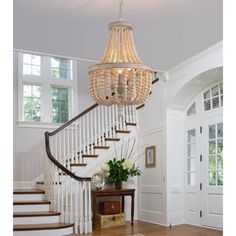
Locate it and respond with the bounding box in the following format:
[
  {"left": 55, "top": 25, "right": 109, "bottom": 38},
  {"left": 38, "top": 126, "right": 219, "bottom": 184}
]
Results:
[
  {"left": 14, "top": 211, "right": 61, "bottom": 217},
  {"left": 13, "top": 189, "right": 45, "bottom": 194},
  {"left": 126, "top": 122, "right": 137, "bottom": 126},
  {"left": 116, "top": 130, "right": 130, "bottom": 134},
  {"left": 105, "top": 137, "right": 120, "bottom": 141},
  {"left": 13, "top": 223, "right": 74, "bottom": 231},
  {"left": 94, "top": 146, "right": 110, "bottom": 149},
  {"left": 70, "top": 163, "right": 87, "bottom": 167},
  {"left": 13, "top": 200, "right": 50, "bottom": 205},
  {"left": 82, "top": 154, "right": 99, "bottom": 158}
]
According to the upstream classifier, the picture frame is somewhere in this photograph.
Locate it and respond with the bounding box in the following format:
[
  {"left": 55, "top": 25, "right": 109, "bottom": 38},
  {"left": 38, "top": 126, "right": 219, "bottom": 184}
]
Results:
[{"left": 145, "top": 145, "right": 156, "bottom": 168}]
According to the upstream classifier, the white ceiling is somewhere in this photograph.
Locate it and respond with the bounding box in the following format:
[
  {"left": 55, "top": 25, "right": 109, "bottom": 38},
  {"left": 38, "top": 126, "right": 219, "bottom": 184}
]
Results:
[{"left": 14, "top": 0, "right": 223, "bottom": 70}]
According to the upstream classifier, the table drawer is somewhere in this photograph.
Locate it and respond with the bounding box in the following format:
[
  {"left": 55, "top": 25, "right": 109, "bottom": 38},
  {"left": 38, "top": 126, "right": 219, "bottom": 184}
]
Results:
[{"left": 99, "top": 201, "right": 121, "bottom": 215}]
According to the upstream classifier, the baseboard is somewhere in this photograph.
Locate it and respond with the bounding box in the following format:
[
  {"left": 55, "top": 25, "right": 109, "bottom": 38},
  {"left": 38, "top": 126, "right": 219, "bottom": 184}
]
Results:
[{"left": 13, "top": 181, "right": 36, "bottom": 189}]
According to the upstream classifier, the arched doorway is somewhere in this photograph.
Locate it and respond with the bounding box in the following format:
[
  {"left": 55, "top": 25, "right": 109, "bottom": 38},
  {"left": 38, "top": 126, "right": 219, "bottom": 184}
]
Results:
[{"left": 185, "top": 74, "right": 223, "bottom": 229}]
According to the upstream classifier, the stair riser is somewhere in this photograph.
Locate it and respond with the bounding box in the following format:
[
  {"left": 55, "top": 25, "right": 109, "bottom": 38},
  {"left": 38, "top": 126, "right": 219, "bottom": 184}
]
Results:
[
  {"left": 13, "top": 226, "right": 74, "bottom": 236},
  {"left": 14, "top": 204, "right": 50, "bottom": 212},
  {"left": 14, "top": 194, "right": 45, "bottom": 201},
  {"left": 14, "top": 215, "right": 60, "bottom": 225}
]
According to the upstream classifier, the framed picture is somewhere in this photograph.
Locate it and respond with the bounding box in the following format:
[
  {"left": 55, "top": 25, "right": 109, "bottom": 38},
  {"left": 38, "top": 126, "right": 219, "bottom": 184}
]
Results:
[{"left": 145, "top": 145, "right": 156, "bottom": 168}]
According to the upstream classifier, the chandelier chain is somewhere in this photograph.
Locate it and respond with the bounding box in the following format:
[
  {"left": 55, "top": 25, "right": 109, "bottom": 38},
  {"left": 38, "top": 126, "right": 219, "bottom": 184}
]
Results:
[{"left": 118, "top": 0, "right": 124, "bottom": 21}]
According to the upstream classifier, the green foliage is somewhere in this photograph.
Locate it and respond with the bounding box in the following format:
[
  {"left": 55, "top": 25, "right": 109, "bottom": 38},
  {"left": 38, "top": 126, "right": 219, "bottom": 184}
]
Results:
[{"left": 105, "top": 158, "right": 141, "bottom": 184}]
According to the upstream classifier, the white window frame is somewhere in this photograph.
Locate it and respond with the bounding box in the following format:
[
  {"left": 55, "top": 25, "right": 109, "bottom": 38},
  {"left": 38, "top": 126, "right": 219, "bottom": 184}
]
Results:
[{"left": 17, "top": 52, "right": 78, "bottom": 128}]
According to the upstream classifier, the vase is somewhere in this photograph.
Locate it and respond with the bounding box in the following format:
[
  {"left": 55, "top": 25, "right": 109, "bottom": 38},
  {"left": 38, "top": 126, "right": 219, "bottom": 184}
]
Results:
[{"left": 115, "top": 181, "right": 122, "bottom": 190}]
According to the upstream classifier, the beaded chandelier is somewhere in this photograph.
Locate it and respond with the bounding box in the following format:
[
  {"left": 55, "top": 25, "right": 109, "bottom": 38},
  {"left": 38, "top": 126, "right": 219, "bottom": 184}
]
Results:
[{"left": 88, "top": 0, "right": 153, "bottom": 111}]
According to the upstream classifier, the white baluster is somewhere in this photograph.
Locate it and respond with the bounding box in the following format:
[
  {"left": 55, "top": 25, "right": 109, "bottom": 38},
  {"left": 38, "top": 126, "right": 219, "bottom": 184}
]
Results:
[
  {"left": 101, "top": 106, "right": 105, "bottom": 146},
  {"left": 65, "top": 174, "right": 69, "bottom": 223},
  {"left": 75, "top": 120, "right": 78, "bottom": 163},
  {"left": 60, "top": 168, "right": 64, "bottom": 222},
  {"left": 79, "top": 118, "right": 82, "bottom": 163},
  {"left": 79, "top": 181, "right": 83, "bottom": 234},
  {"left": 97, "top": 106, "right": 101, "bottom": 146},
  {"left": 88, "top": 181, "right": 92, "bottom": 232},
  {"left": 84, "top": 181, "right": 88, "bottom": 233},
  {"left": 57, "top": 167, "right": 60, "bottom": 213},
  {"left": 70, "top": 177, "right": 73, "bottom": 223},
  {"left": 75, "top": 181, "right": 79, "bottom": 233},
  {"left": 93, "top": 107, "right": 98, "bottom": 146}
]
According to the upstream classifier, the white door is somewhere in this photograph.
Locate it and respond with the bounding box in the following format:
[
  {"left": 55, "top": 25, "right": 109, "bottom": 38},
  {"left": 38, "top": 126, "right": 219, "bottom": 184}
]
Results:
[{"left": 201, "top": 116, "right": 223, "bottom": 229}]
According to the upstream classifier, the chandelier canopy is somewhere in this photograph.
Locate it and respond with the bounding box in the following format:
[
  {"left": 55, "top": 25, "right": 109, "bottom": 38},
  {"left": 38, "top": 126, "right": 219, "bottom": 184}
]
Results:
[{"left": 88, "top": 1, "right": 153, "bottom": 107}]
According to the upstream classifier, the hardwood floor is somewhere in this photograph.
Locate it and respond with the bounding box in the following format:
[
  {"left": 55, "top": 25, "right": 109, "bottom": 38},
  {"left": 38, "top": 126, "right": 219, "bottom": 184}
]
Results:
[{"left": 70, "top": 221, "right": 223, "bottom": 236}]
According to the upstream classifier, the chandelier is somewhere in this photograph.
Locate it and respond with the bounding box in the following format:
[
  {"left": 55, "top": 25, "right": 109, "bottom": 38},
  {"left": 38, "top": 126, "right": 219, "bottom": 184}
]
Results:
[{"left": 88, "top": 0, "right": 153, "bottom": 112}]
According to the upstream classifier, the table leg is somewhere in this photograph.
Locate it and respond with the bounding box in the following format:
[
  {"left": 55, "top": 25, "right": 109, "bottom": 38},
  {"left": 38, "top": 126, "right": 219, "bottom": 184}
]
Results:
[
  {"left": 122, "top": 196, "right": 125, "bottom": 213},
  {"left": 131, "top": 193, "right": 134, "bottom": 225}
]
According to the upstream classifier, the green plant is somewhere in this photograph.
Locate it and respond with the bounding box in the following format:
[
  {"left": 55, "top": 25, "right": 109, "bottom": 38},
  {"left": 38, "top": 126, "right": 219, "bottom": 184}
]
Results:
[{"left": 101, "top": 158, "right": 141, "bottom": 184}]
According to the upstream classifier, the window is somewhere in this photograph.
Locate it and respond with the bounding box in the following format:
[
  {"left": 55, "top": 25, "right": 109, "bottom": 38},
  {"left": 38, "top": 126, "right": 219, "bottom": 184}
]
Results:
[
  {"left": 203, "top": 83, "right": 223, "bottom": 111},
  {"left": 187, "top": 102, "right": 196, "bottom": 116},
  {"left": 52, "top": 87, "right": 69, "bottom": 123},
  {"left": 23, "top": 84, "right": 41, "bottom": 121},
  {"left": 187, "top": 129, "right": 196, "bottom": 186},
  {"left": 18, "top": 52, "right": 78, "bottom": 126},
  {"left": 208, "top": 122, "right": 223, "bottom": 186},
  {"left": 23, "top": 53, "right": 41, "bottom": 76},
  {"left": 51, "top": 57, "right": 72, "bottom": 79}
]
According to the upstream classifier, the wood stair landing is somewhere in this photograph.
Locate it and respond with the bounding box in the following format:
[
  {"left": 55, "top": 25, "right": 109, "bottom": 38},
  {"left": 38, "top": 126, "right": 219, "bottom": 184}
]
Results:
[{"left": 13, "top": 223, "right": 74, "bottom": 231}]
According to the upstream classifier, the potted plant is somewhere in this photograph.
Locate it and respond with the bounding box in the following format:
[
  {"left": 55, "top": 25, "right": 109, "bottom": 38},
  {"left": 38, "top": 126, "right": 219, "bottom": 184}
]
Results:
[{"left": 101, "top": 158, "right": 141, "bottom": 189}]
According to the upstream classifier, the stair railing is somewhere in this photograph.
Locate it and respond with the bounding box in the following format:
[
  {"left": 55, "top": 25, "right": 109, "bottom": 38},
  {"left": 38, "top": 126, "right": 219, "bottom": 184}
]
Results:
[{"left": 45, "top": 103, "right": 137, "bottom": 234}]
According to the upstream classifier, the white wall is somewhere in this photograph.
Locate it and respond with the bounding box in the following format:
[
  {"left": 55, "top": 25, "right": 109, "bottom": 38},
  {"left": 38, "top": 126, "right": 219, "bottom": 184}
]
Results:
[
  {"left": 136, "top": 41, "right": 223, "bottom": 226},
  {"left": 13, "top": 51, "right": 95, "bottom": 182}
]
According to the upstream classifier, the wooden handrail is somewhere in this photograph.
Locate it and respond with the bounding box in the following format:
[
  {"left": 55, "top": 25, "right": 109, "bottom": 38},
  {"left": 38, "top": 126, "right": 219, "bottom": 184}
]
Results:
[
  {"left": 44, "top": 103, "right": 99, "bottom": 182},
  {"left": 48, "top": 103, "right": 98, "bottom": 136},
  {"left": 45, "top": 132, "right": 91, "bottom": 182}
]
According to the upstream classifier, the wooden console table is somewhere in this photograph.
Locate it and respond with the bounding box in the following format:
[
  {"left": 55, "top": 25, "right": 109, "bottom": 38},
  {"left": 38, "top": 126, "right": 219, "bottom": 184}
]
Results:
[{"left": 92, "top": 189, "right": 135, "bottom": 229}]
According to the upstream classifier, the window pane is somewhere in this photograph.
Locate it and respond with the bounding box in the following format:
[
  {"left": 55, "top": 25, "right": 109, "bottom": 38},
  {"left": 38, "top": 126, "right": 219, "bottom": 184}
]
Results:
[
  {"left": 23, "top": 64, "right": 31, "bottom": 75},
  {"left": 217, "top": 139, "right": 223, "bottom": 154},
  {"left": 204, "top": 90, "right": 210, "bottom": 99},
  {"left": 209, "top": 141, "right": 216, "bottom": 155},
  {"left": 32, "top": 86, "right": 41, "bottom": 97},
  {"left": 217, "top": 155, "right": 223, "bottom": 170},
  {"left": 51, "top": 57, "right": 60, "bottom": 67},
  {"left": 209, "top": 124, "right": 216, "bottom": 139},
  {"left": 187, "top": 102, "right": 196, "bottom": 116},
  {"left": 32, "top": 65, "right": 40, "bottom": 76},
  {"left": 217, "top": 171, "right": 223, "bottom": 186},
  {"left": 212, "top": 97, "right": 219, "bottom": 109},
  {"left": 217, "top": 123, "right": 223, "bottom": 138},
  {"left": 187, "top": 144, "right": 195, "bottom": 157},
  {"left": 60, "top": 69, "right": 68, "bottom": 79},
  {"left": 52, "top": 87, "right": 69, "bottom": 123},
  {"left": 187, "top": 159, "right": 195, "bottom": 171},
  {"left": 23, "top": 85, "right": 41, "bottom": 122},
  {"left": 23, "top": 53, "right": 32, "bottom": 64},
  {"left": 221, "top": 95, "right": 223, "bottom": 106},
  {"left": 187, "top": 129, "right": 196, "bottom": 143},
  {"left": 187, "top": 172, "right": 195, "bottom": 186},
  {"left": 32, "top": 55, "right": 40, "bottom": 65},
  {"left": 209, "top": 155, "right": 216, "bottom": 171},
  {"left": 209, "top": 171, "right": 216, "bottom": 185},
  {"left": 51, "top": 68, "right": 60, "bottom": 78},
  {"left": 211, "top": 85, "right": 219, "bottom": 97},
  {"left": 204, "top": 100, "right": 211, "bottom": 111},
  {"left": 220, "top": 83, "right": 223, "bottom": 94},
  {"left": 23, "top": 85, "right": 32, "bottom": 97}
]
